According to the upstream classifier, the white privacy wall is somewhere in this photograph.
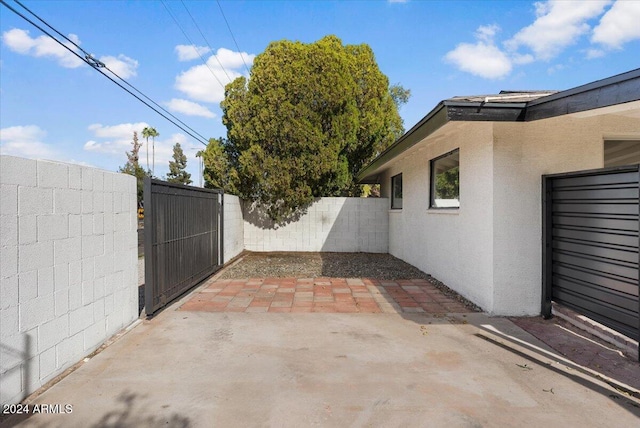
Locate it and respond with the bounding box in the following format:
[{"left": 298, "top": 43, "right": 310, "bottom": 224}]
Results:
[
  {"left": 222, "top": 194, "right": 244, "bottom": 263},
  {"left": 243, "top": 197, "right": 388, "bottom": 253},
  {"left": 380, "top": 122, "right": 496, "bottom": 313},
  {"left": 0, "top": 156, "right": 138, "bottom": 406}
]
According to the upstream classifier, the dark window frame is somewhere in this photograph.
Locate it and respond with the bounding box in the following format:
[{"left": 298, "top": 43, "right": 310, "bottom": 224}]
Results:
[
  {"left": 430, "top": 148, "right": 460, "bottom": 209},
  {"left": 391, "top": 173, "right": 403, "bottom": 209}
]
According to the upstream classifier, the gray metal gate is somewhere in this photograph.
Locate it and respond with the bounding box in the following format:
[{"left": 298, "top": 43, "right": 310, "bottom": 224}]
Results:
[
  {"left": 542, "top": 166, "right": 640, "bottom": 344},
  {"left": 144, "top": 178, "right": 223, "bottom": 315}
]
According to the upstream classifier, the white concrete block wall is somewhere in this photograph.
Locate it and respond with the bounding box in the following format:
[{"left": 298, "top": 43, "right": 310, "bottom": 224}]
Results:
[
  {"left": 222, "top": 194, "right": 244, "bottom": 263},
  {"left": 0, "top": 156, "right": 138, "bottom": 406},
  {"left": 243, "top": 197, "right": 388, "bottom": 253}
]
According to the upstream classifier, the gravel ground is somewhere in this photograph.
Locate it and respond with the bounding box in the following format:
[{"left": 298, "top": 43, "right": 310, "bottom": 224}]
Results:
[{"left": 219, "top": 252, "right": 482, "bottom": 311}]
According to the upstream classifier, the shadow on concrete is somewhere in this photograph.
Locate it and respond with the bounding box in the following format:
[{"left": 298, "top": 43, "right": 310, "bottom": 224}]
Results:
[
  {"left": 0, "top": 390, "right": 192, "bottom": 428},
  {"left": 470, "top": 318, "right": 640, "bottom": 417},
  {"left": 91, "top": 390, "right": 191, "bottom": 428},
  {"left": 510, "top": 315, "right": 640, "bottom": 392}
]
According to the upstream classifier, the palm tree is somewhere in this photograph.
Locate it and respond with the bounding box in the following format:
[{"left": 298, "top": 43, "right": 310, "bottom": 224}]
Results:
[
  {"left": 142, "top": 126, "right": 151, "bottom": 171},
  {"left": 142, "top": 127, "right": 159, "bottom": 175}
]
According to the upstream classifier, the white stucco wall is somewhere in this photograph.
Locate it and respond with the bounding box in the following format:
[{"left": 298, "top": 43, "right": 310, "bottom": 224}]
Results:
[
  {"left": 243, "top": 197, "right": 388, "bottom": 253},
  {"left": 379, "top": 107, "right": 640, "bottom": 316},
  {"left": 491, "top": 111, "right": 640, "bottom": 315},
  {"left": 0, "top": 156, "right": 138, "bottom": 406},
  {"left": 222, "top": 194, "right": 244, "bottom": 263},
  {"left": 381, "top": 122, "right": 495, "bottom": 311}
]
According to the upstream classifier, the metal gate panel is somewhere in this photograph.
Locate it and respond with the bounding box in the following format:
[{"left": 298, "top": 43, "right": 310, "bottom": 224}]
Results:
[
  {"left": 144, "top": 178, "right": 223, "bottom": 315},
  {"left": 543, "top": 166, "right": 640, "bottom": 344}
]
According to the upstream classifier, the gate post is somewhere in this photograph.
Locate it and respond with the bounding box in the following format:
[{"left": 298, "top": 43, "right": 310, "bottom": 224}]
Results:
[
  {"left": 541, "top": 175, "right": 553, "bottom": 319},
  {"left": 143, "top": 176, "right": 154, "bottom": 315}
]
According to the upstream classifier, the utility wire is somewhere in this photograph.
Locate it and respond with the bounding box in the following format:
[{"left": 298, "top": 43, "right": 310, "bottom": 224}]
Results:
[
  {"left": 3, "top": 0, "right": 210, "bottom": 146},
  {"left": 161, "top": 0, "right": 228, "bottom": 91},
  {"left": 216, "top": 0, "right": 251, "bottom": 75},
  {"left": 180, "top": 0, "right": 233, "bottom": 83}
]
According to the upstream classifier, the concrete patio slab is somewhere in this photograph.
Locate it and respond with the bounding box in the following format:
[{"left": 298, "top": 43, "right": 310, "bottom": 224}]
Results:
[{"left": 3, "top": 308, "right": 639, "bottom": 427}]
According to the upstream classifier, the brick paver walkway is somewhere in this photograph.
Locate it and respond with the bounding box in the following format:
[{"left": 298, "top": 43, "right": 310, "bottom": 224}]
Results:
[{"left": 179, "top": 277, "right": 475, "bottom": 314}]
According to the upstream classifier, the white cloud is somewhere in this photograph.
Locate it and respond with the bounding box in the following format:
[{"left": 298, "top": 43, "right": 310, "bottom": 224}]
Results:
[
  {"left": 512, "top": 53, "right": 535, "bottom": 65},
  {"left": 164, "top": 99, "right": 216, "bottom": 118},
  {"left": 84, "top": 122, "right": 149, "bottom": 156},
  {"left": 2, "top": 28, "right": 84, "bottom": 68},
  {"left": 505, "top": 0, "right": 612, "bottom": 60},
  {"left": 592, "top": 1, "right": 640, "bottom": 49},
  {"left": 585, "top": 48, "right": 606, "bottom": 59},
  {"left": 175, "top": 47, "right": 255, "bottom": 103},
  {"left": 0, "top": 125, "right": 57, "bottom": 159},
  {"left": 2, "top": 28, "right": 140, "bottom": 76},
  {"left": 445, "top": 42, "right": 512, "bottom": 79},
  {"left": 101, "top": 54, "right": 138, "bottom": 79},
  {"left": 175, "top": 44, "right": 212, "bottom": 61},
  {"left": 476, "top": 24, "right": 500, "bottom": 43},
  {"left": 444, "top": 25, "right": 512, "bottom": 79}
]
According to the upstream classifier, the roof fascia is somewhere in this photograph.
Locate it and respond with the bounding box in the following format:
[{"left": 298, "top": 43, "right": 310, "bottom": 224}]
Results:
[{"left": 525, "top": 68, "right": 640, "bottom": 121}]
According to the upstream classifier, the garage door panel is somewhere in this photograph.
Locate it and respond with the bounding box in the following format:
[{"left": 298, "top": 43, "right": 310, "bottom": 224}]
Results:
[
  {"left": 552, "top": 171, "right": 639, "bottom": 188},
  {"left": 552, "top": 240, "right": 638, "bottom": 264},
  {"left": 553, "top": 252, "right": 638, "bottom": 281},
  {"left": 553, "top": 202, "right": 638, "bottom": 216},
  {"left": 544, "top": 166, "right": 640, "bottom": 343},
  {"left": 553, "top": 264, "right": 638, "bottom": 296},
  {"left": 553, "top": 227, "right": 638, "bottom": 248},
  {"left": 552, "top": 186, "right": 638, "bottom": 201},
  {"left": 552, "top": 215, "right": 638, "bottom": 232},
  {"left": 553, "top": 276, "right": 638, "bottom": 311}
]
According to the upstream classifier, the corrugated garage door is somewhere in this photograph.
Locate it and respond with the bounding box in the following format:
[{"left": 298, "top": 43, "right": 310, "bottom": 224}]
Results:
[{"left": 543, "top": 166, "right": 639, "bottom": 343}]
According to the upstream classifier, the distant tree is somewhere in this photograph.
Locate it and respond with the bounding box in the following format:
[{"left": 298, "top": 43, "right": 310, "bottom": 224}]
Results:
[
  {"left": 166, "top": 142, "right": 192, "bottom": 185},
  {"left": 389, "top": 84, "right": 411, "bottom": 108},
  {"left": 142, "top": 126, "right": 159, "bottom": 175},
  {"left": 119, "top": 131, "right": 150, "bottom": 204},
  {"left": 219, "top": 35, "right": 409, "bottom": 222}
]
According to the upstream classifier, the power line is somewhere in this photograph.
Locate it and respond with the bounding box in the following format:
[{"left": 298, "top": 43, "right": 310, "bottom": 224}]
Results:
[
  {"left": 2, "top": 0, "right": 210, "bottom": 146},
  {"left": 180, "top": 0, "right": 233, "bottom": 83},
  {"left": 161, "top": 0, "right": 229, "bottom": 91},
  {"left": 216, "top": 0, "right": 251, "bottom": 75}
]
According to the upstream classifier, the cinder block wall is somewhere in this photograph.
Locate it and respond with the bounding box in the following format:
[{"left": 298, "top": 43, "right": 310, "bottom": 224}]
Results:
[
  {"left": 222, "top": 194, "right": 243, "bottom": 263},
  {"left": 0, "top": 156, "right": 138, "bottom": 406},
  {"left": 243, "top": 197, "right": 388, "bottom": 253}
]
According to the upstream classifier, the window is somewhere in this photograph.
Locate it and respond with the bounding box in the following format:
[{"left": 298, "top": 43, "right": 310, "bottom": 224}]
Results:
[
  {"left": 391, "top": 174, "right": 402, "bottom": 209},
  {"left": 604, "top": 140, "right": 640, "bottom": 167},
  {"left": 430, "top": 149, "right": 459, "bottom": 208}
]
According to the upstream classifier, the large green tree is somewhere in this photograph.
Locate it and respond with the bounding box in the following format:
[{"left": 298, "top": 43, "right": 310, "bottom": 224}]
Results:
[
  {"left": 119, "top": 131, "right": 150, "bottom": 204},
  {"left": 166, "top": 142, "right": 192, "bottom": 185},
  {"left": 210, "top": 35, "right": 408, "bottom": 222}
]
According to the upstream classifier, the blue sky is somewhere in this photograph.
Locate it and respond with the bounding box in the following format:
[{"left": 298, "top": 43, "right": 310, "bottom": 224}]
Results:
[{"left": 1, "top": 0, "right": 639, "bottom": 182}]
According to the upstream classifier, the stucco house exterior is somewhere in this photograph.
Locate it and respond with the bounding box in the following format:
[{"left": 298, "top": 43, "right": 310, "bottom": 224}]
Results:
[{"left": 357, "top": 68, "right": 640, "bottom": 317}]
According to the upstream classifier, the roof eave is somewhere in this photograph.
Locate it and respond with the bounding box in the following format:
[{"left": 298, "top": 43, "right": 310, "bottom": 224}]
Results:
[
  {"left": 356, "top": 101, "right": 527, "bottom": 183},
  {"left": 525, "top": 68, "right": 640, "bottom": 120}
]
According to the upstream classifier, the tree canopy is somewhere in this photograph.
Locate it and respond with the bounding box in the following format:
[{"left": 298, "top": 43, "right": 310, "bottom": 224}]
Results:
[
  {"left": 166, "top": 142, "right": 192, "bottom": 185},
  {"left": 204, "top": 35, "right": 408, "bottom": 222}
]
